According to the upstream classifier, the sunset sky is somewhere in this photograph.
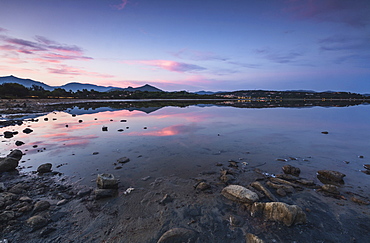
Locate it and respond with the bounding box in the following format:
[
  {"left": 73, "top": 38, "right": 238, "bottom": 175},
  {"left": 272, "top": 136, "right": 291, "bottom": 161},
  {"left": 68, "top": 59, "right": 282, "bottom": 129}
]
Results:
[{"left": 0, "top": 0, "right": 369, "bottom": 92}]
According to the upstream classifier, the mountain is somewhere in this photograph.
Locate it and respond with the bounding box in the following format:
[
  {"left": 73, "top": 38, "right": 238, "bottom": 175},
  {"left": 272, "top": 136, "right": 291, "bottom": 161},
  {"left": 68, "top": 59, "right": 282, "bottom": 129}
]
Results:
[
  {"left": 0, "top": 75, "right": 54, "bottom": 90},
  {"left": 0, "top": 75, "right": 163, "bottom": 92}
]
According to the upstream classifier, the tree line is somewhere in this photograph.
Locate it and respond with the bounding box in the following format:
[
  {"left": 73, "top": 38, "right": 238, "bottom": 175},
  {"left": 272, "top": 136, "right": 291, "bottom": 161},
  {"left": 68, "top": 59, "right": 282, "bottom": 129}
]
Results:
[{"left": 0, "top": 83, "right": 216, "bottom": 99}]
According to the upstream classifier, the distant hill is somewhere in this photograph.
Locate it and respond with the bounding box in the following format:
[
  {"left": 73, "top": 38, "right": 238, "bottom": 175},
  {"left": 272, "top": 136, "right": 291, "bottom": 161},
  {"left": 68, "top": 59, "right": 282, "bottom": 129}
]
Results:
[{"left": 0, "top": 75, "right": 163, "bottom": 92}]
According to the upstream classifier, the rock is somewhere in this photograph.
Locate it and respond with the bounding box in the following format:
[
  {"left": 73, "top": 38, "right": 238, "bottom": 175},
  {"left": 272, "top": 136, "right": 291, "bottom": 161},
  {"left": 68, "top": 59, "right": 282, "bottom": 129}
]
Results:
[
  {"left": 117, "top": 157, "right": 130, "bottom": 163},
  {"left": 0, "top": 149, "right": 23, "bottom": 172},
  {"left": 251, "top": 202, "right": 306, "bottom": 226},
  {"left": 0, "top": 183, "right": 6, "bottom": 192},
  {"left": 266, "top": 181, "right": 294, "bottom": 193},
  {"left": 57, "top": 199, "right": 68, "bottom": 206},
  {"left": 15, "top": 141, "right": 25, "bottom": 146},
  {"left": 321, "top": 131, "right": 329, "bottom": 134},
  {"left": 102, "top": 126, "right": 108, "bottom": 131},
  {"left": 321, "top": 184, "right": 340, "bottom": 194},
  {"left": 94, "top": 189, "right": 117, "bottom": 199},
  {"left": 23, "top": 128, "right": 33, "bottom": 134},
  {"left": 246, "top": 233, "right": 265, "bottom": 243},
  {"left": 157, "top": 228, "right": 197, "bottom": 243},
  {"left": 229, "top": 215, "right": 244, "bottom": 227},
  {"left": 195, "top": 182, "right": 211, "bottom": 191},
  {"left": 77, "top": 188, "right": 92, "bottom": 197},
  {"left": 159, "top": 194, "right": 173, "bottom": 205},
  {"left": 363, "top": 164, "right": 370, "bottom": 170},
  {"left": 120, "top": 120, "right": 127, "bottom": 122},
  {"left": 19, "top": 196, "right": 32, "bottom": 202},
  {"left": 0, "top": 211, "right": 15, "bottom": 222},
  {"left": 96, "top": 173, "right": 118, "bottom": 189},
  {"left": 220, "top": 174, "right": 235, "bottom": 183},
  {"left": 33, "top": 200, "right": 51, "bottom": 212},
  {"left": 317, "top": 170, "right": 346, "bottom": 183},
  {"left": 296, "top": 179, "right": 315, "bottom": 186},
  {"left": 27, "top": 215, "right": 48, "bottom": 230},
  {"left": 276, "top": 188, "right": 287, "bottom": 197},
  {"left": 221, "top": 185, "right": 259, "bottom": 204},
  {"left": 40, "top": 227, "right": 56, "bottom": 237},
  {"left": 251, "top": 181, "right": 278, "bottom": 202},
  {"left": 351, "top": 196, "right": 370, "bottom": 205},
  {"left": 37, "top": 163, "right": 52, "bottom": 173},
  {"left": 282, "top": 165, "right": 301, "bottom": 176},
  {"left": 3, "top": 131, "right": 14, "bottom": 138}
]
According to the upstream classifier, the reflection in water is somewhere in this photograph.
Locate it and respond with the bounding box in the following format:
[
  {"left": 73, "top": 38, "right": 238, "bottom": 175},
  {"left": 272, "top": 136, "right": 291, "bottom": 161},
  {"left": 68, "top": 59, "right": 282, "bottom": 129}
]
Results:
[{"left": 0, "top": 101, "right": 369, "bottom": 200}]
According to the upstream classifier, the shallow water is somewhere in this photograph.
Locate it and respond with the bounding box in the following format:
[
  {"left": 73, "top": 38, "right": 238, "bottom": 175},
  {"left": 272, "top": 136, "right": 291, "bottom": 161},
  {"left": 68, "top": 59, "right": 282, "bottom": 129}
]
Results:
[{"left": 1, "top": 102, "right": 369, "bottom": 197}]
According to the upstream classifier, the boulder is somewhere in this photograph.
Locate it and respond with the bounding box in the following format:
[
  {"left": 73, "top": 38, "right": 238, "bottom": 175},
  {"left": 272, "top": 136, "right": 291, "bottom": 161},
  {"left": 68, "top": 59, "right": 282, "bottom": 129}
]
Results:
[
  {"left": 157, "top": 228, "right": 197, "bottom": 243},
  {"left": 37, "top": 163, "right": 52, "bottom": 173},
  {"left": 27, "top": 215, "right": 48, "bottom": 230},
  {"left": 96, "top": 173, "right": 118, "bottom": 189},
  {"left": 221, "top": 185, "right": 259, "bottom": 204},
  {"left": 251, "top": 202, "right": 306, "bottom": 226},
  {"left": 0, "top": 150, "right": 23, "bottom": 172},
  {"left": 317, "top": 170, "right": 346, "bottom": 183},
  {"left": 282, "top": 165, "right": 300, "bottom": 177}
]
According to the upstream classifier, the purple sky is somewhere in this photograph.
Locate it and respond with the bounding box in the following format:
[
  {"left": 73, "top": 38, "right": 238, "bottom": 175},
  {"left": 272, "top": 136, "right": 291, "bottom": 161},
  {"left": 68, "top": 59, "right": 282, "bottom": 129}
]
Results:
[{"left": 0, "top": 0, "right": 369, "bottom": 92}]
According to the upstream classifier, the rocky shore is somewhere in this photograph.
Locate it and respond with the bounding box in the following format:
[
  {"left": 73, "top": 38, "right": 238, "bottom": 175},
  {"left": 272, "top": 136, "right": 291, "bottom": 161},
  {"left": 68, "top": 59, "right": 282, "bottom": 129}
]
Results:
[{"left": 1, "top": 148, "right": 369, "bottom": 242}]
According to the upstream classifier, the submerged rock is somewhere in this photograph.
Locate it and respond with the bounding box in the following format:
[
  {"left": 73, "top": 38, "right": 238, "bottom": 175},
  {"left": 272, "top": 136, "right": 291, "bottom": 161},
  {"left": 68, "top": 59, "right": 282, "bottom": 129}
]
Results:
[
  {"left": 282, "top": 164, "right": 301, "bottom": 177},
  {"left": 96, "top": 173, "right": 118, "bottom": 189},
  {"left": 27, "top": 215, "right": 48, "bottom": 230},
  {"left": 117, "top": 157, "right": 130, "bottom": 163},
  {"left": 317, "top": 170, "right": 346, "bottom": 183},
  {"left": 0, "top": 149, "right": 23, "bottom": 172},
  {"left": 94, "top": 189, "right": 117, "bottom": 199},
  {"left": 250, "top": 202, "right": 306, "bottom": 226},
  {"left": 157, "top": 228, "right": 197, "bottom": 243},
  {"left": 321, "top": 184, "right": 340, "bottom": 194},
  {"left": 37, "top": 163, "right": 52, "bottom": 173},
  {"left": 221, "top": 185, "right": 259, "bottom": 204}
]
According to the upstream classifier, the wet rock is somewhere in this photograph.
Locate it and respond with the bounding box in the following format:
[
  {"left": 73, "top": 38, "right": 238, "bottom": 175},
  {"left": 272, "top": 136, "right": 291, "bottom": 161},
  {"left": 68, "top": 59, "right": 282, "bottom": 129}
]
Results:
[
  {"left": 102, "top": 126, "right": 108, "bottom": 131},
  {"left": 276, "top": 174, "right": 300, "bottom": 181},
  {"left": 220, "top": 174, "right": 235, "bottom": 184},
  {"left": 0, "top": 211, "right": 15, "bottom": 222},
  {"left": 96, "top": 174, "right": 118, "bottom": 189},
  {"left": 33, "top": 200, "right": 51, "bottom": 212},
  {"left": 27, "top": 215, "right": 48, "bottom": 230},
  {"left": 195, "top": 182, "right": 211, "bottom": 191},
  {"left": 276, "top": 188, "right": 287, "bottom": 197},
  {"left": 351, "top": 196, "right": 369, "bottom": 205},
  {"left": 40, "top": 227, "right": 56, "bottom": 237},
  {"left": 23, "top": 128, "right": 33, "bottom": 134},
  {"left": 317, "top": 170, "right": 346, "bottom": 183},
  {"left": 221, "top": 185, "right": 259, "bottom": 204},
  {"left": 56, "top": 199, "right": 68, "bottom": 206},
  {"left": 37, "top": 163, "right": 52, "bottom": 173},
  {"left": 157, "top": 228, "right": 197, "bottom": 243},
  {"left": 92, "top": 152, "right": 99, "bottom": 155},
  {"left": 321, "top": 131, "right": 329, "bottom": 134},
  {"left": 251, "top": 181, "right": 278, "bottom": 202},
  {"left": 117, "top": 157, "right": 130, "bottom": 163},
  {"left": 159, "top": 194, "right": 173, "bottom": 205},
  {"left": 321, "top": 184, "right": 340, "bottom": 194},
  {"left": 266, "top": 181, "right": 294, "bottom": 194},
  {"left": 15, "top": 141, "right": 25, "bottom": 146},
  {"left": 246, "top": 233, "right": 265, "bottom": 243},
  {"left": 94, "top": 189, "right": 117, "bottom": 199},
  {"left": 363, "top": 164, "right": 370, "bottom": 170},
  {"left": 3, "top": 131, "right": 14, "bottom": 138},
  {"left": 19, "top": 196, "right": 32, "bottom": 202},
  {"left": 0, "top": 149, "right": 23, "bottom": 172},
  {"left": 296, "top": 179, "right": 315, "bottom": 186},
  {"left": 117, "top": 129, "right": 124, "bottom": 132},
  {"left": 250, "top": 202, "right": 306, "bottom": 226},
  {"left": 282, "top": 164, "right": 301, "bottom": 177}
]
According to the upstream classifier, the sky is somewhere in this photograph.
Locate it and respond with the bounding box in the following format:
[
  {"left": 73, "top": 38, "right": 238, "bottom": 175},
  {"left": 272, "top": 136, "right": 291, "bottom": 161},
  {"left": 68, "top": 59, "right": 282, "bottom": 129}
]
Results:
[{"left": 0, "top": 0, "right": 369, "bottom": 92}]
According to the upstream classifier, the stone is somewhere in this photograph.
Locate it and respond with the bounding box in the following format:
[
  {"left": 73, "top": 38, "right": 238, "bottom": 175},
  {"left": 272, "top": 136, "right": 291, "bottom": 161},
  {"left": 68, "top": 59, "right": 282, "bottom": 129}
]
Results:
[
  {"left": 195, "top": 182, "right": 211, "bottom": 191},
  {"left": 94, "top": 189, "right": 117, "bottom": 199},
  {"left": 33, "top": 200, "right": 51, "bottom": 212},
  {"left": 23, "top": 128, "right": 33, "bottom": 134},
  {"left": 117, "top": 157, "right": 130, "bottom": 163},
  {"left": 102, "top": 126, "right": 108, "bottom": 131},
  {"left": 317, "top": 170, "right": 346, "bottom": 183},
  {"left": 159, "top": 194, "right": 173, "bottom": 205},
  {"left": 321, "top": 184, "right": 340, "bottom": 194},
  {"left": 0, "top": 183, "right": 6, "bottom": 192},
  {"left": 282, "top": 164, "right": 301, "bottom": 176},
  {"left": 0, "top": 211, "right": 15, "bottom": 222},
  {"left": 251, "top": 181, "right": 278, "bottom": 202},
  {"left": 40, "top": 227, "right": 56, "bottom": 237},
  {"left": 15, "top": 141, "right": 25, "bottom": 146},
  {"left": 27, "top": 215, "right": 48, "bottom": 230},
  {"left": 246, "top": 233, "right": 265, "bottom": 243},
  {"left": 220, "top": 174, "right": 235, "bottom": 184},
  {"left": 363, "top": 164, "right": 370, "bottom": 170},
  {"left": 0, "top": 150, "right": 23, "bottom": 172},
  {"left": 351, "top": 197, "right": 369, "bottom": 205},
  {"left": 96, "top": 173, "right": 118, "bottom": 189},
  {"left": 37, "top": 163, "right": 52, "bottom": 173},
  {"left": 77, "top": 188, "right": 92, "bottom": 197},
  {"left": 3, "top": 131, "right": 14, "bottom": 138},
  {"left": 251, "top": 202, "right": 306, "bottom": 226},
  {"left": 57, "top": 199, "right": 68, "bottom": 206},
  {"left": 19, "top": 196, "right": 32, "bottom": 202},
  {"left": 221, "top": 185, "right": 259, "bottom": 204},
  {"left": 157, "top": 228, "right": 197, "bottom": 243}
]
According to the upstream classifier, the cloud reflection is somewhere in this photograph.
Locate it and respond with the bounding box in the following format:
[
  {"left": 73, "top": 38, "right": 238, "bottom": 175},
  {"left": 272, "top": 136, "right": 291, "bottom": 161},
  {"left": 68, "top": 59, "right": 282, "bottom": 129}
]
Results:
[{"left": 128, "top": 124, "right": 202, "bottom": 137}]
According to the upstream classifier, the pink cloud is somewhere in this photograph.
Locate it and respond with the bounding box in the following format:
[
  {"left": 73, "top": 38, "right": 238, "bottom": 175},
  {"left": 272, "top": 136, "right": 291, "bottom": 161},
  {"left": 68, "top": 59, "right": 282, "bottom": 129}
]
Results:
[
  {"left": 112, "top": 0, "right": 129, "bottom": 10},
  {"left": 0, "top": 27, "right": 7, "bottom": 32},
  {"left": 48, "top": 65, "right": 114, "bottom": 78},
  {"left": 124, "top": 60, "right": 206, "bottom": 73}
]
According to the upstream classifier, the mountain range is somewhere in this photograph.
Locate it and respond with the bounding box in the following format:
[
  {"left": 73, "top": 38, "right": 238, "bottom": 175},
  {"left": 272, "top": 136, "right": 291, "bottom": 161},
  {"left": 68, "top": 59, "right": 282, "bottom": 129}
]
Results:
[{"left": 0, "top": 75, "right": 163, "bottom": 92}]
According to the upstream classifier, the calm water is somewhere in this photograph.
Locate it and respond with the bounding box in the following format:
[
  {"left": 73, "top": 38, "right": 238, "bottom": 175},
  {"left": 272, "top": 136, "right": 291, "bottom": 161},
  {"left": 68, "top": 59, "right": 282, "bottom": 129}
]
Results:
[{"left": 1, "top": 102, "right": 369, "bottom": 196}]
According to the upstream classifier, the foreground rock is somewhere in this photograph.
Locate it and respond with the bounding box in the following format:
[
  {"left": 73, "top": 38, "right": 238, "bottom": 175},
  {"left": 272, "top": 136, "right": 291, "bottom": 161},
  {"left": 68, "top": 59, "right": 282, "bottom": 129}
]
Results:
[
  {"left": 317, "top": 170, "right": 346, "bottom": 183},
  {"left": 250, "top": 202, "right": 306, "bottom": 226},
  {"left": 0, "top": 149, "right": 23, "bottom": 172},
  {"left": 96, "top": 173, "right": 118, "bottom": 189},
  {"left": 37, "top": 163, "right": 52, "bottom": 173},
  {"left": 221, "top": 185, "right": 259, "bottom": 203}
]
